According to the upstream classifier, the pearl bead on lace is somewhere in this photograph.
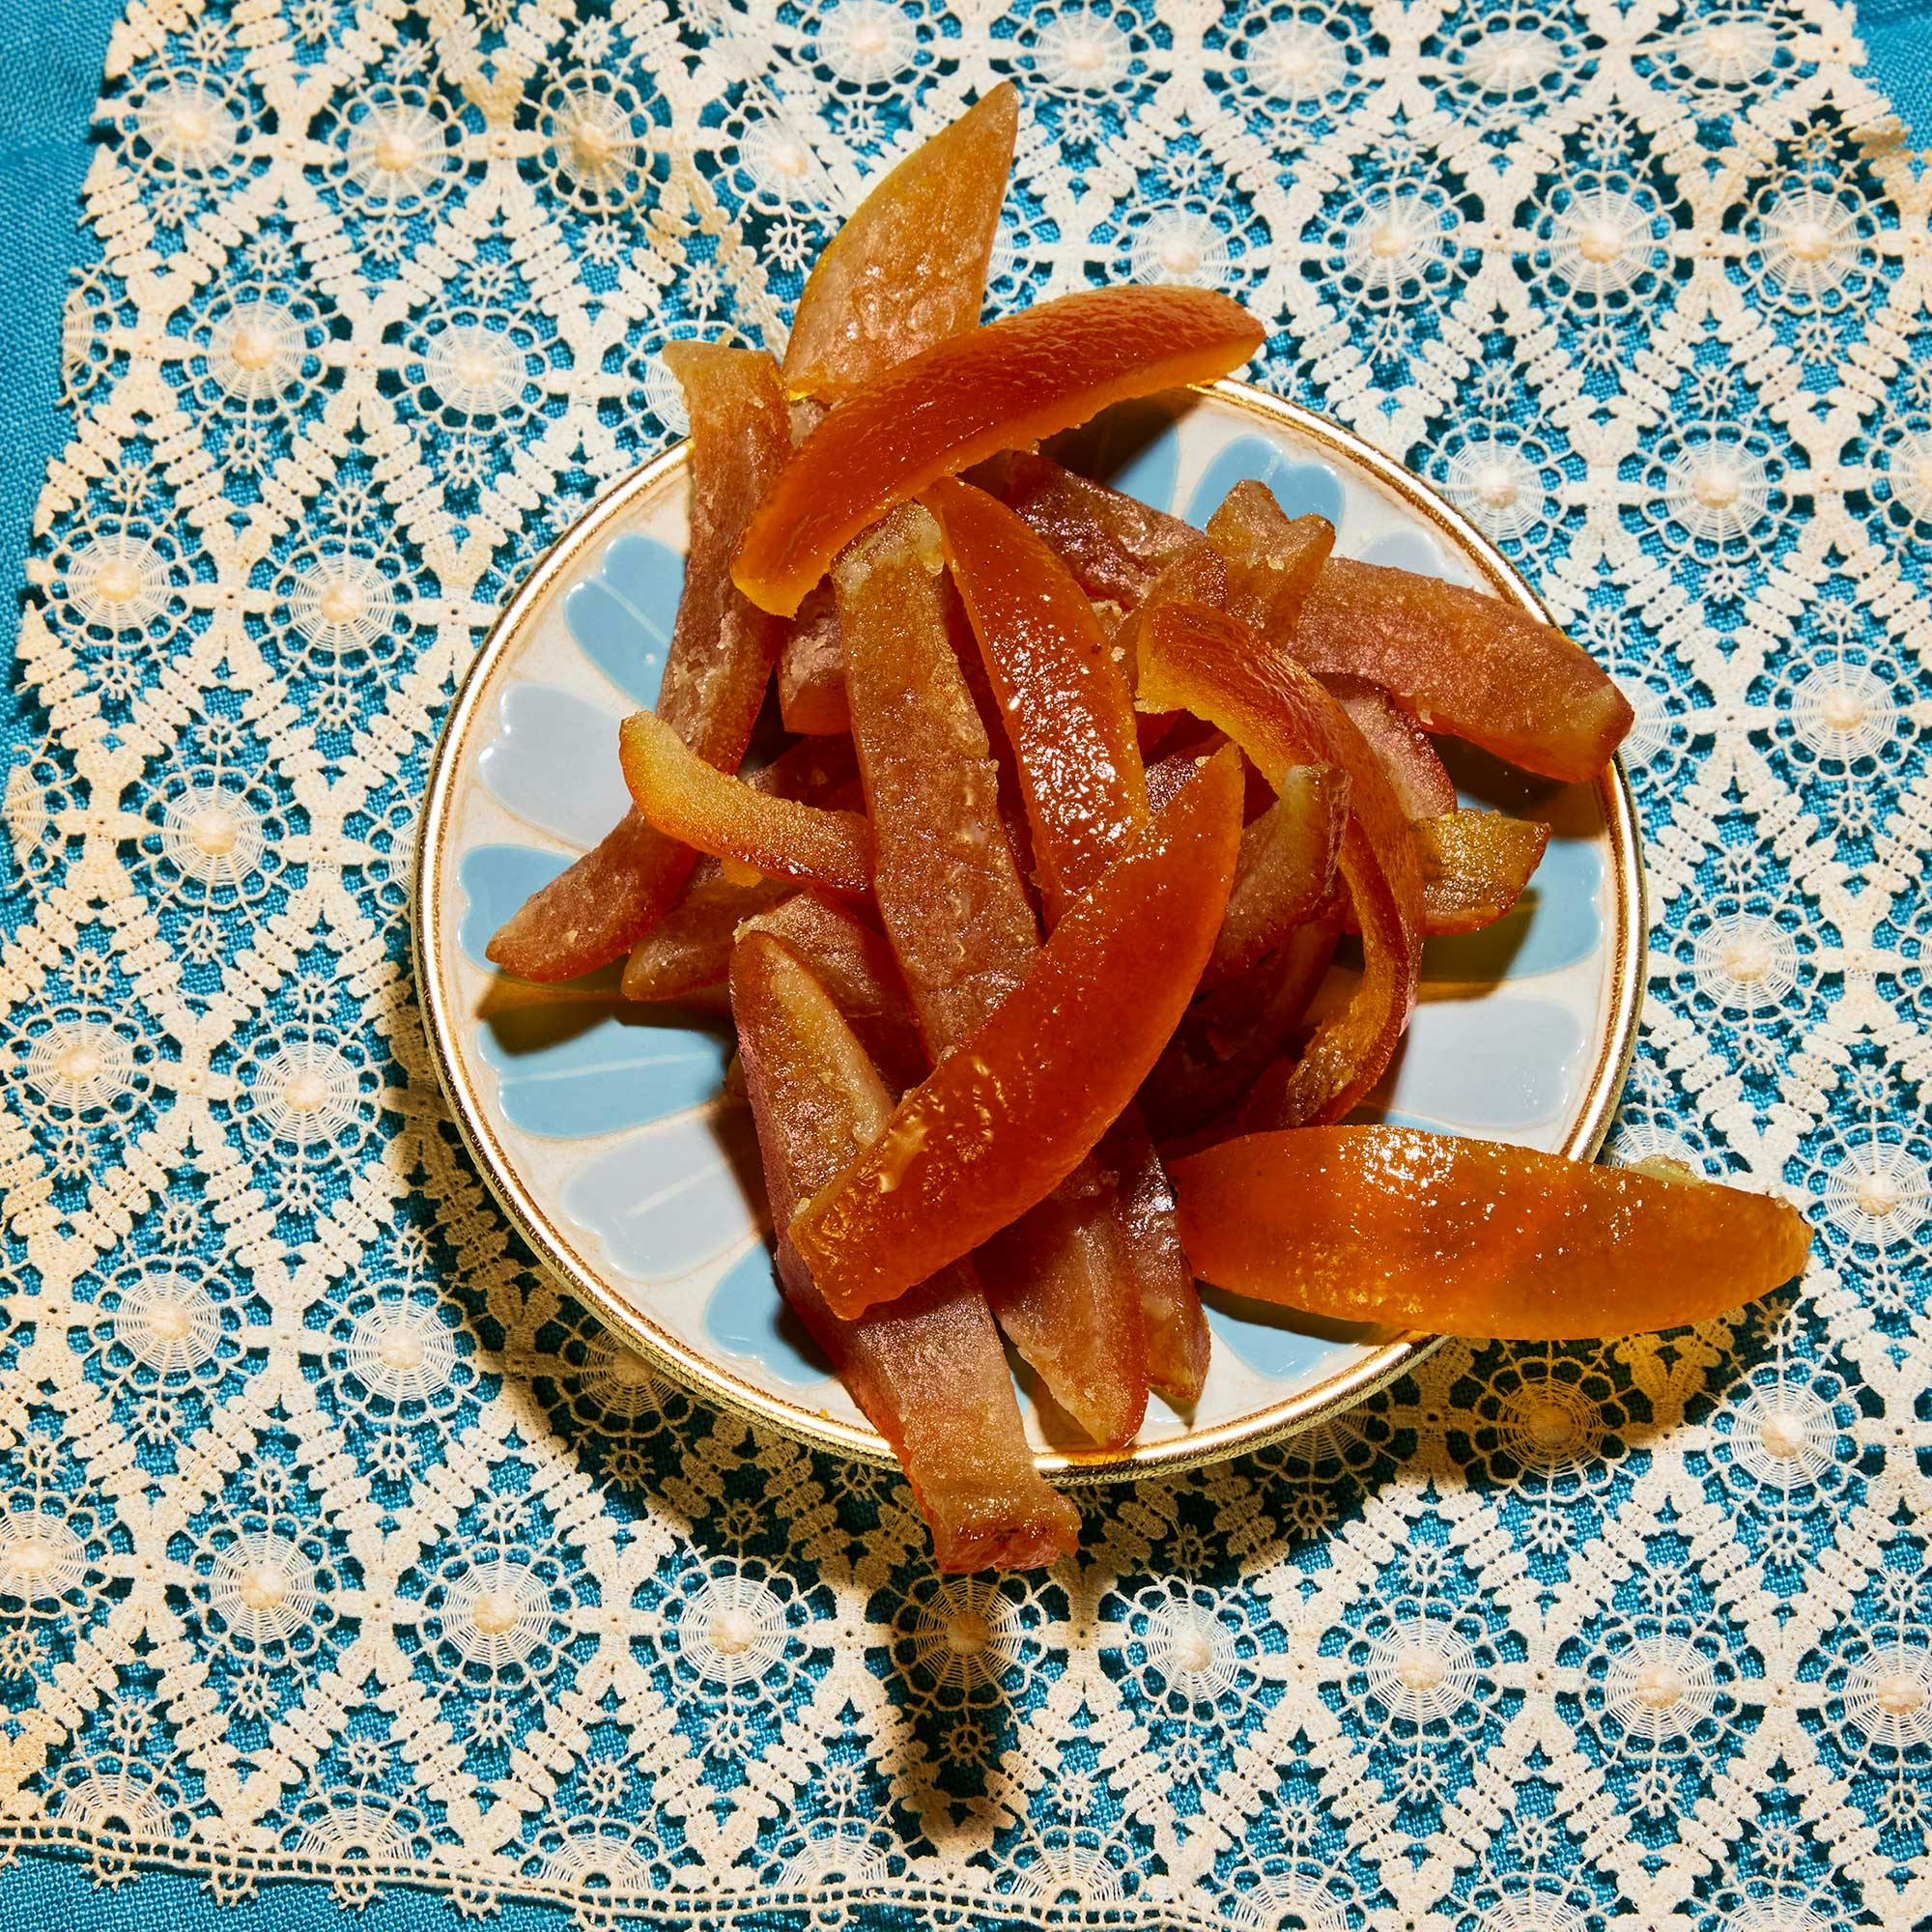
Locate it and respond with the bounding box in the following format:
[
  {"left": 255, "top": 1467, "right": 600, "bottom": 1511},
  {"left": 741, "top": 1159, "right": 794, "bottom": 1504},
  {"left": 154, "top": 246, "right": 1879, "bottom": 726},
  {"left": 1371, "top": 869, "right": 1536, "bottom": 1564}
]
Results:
[
  {"left": 817, "top": 1, "right": 916, "bottom": 85},
  {"left": 1031, "top": 10, "right": 1132, "bottom": 92},
  {"left": 1243, "top": 22, "right": 1344, "bottom": 101},
  {"left": 1691, "top": 914, "right": 1799, "bottom": 1011}
]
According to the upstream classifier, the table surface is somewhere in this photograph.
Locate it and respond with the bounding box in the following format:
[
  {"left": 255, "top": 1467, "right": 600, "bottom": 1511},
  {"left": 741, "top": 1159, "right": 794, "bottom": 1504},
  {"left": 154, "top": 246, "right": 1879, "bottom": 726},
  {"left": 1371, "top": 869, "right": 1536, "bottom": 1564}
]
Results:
[{"left": 1, "top": 5, "right": 1928, "bottom": 1931}]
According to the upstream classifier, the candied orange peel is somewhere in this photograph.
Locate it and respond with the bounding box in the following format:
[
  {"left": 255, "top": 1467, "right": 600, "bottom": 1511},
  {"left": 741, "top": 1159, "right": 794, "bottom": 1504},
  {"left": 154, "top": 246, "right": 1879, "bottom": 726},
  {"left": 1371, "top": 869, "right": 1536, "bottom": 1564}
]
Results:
[
  {"left": 489, "top": 343, "right": 790, "bottom": 980},
  {"left": 782, "top": 84, "right": 1018, "bottom": 403},
  {"left": 734, "top": 286, "right": 1265, "bottom": 616},
  {"left": 789, "top": 748, "right": 1243, "bottom": 1320},
  {"left": 732, "top": 932, "right": 1076, "bottom": 1570},
  {"left": 1416, "top": 810, "right": 1550, "bottom": 937},
  {"left": 1169, "top": 1129, "right": 1813, "bottom": 1340},
  {"left": 927, "top": 475, "right": 1150, "bottom": 918},
  {"left": 1139, "top": 599, "right": 1422, "bottom": 1128},
  {"left": 618, "top": 708, "right": 874, "bottom": 899}
]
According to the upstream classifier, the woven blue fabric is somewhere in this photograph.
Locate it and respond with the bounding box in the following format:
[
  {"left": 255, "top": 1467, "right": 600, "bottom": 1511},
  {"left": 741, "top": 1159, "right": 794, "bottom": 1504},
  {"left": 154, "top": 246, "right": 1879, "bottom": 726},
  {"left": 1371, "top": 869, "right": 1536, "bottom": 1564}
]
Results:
[
  {"left": 0, "top": 0, "right": 121, "bottom": 715},
  {"left": 1860, "top": 0, "right": 1932, "bottom": 149},
  {"left": 1, "top": 4, "right": 1929, "bottom": 1932}
]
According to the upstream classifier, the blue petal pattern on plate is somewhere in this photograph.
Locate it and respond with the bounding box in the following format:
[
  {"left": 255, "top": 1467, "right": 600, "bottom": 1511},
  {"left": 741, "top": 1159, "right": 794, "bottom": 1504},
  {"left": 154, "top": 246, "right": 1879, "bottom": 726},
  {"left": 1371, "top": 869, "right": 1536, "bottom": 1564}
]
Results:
[
  {"left": 448, "top": 387, "right": 1625, "bottom": 1446},
  {"left": 562, "top": 1109, "right": 762, "bottom": 1279},
  {"left": 479, "top": 684, "right": 632, "bottom": 848},
  {"left": 1184, "top": 435, "right": 1346, "bottom": 529},
  {"left": 1368, "top": 995, "right": 1586, "bottom": 1134},
  {"left": 564, "top": 531, "right": 683, "bottom": 706},
  {"left": 703, "top": 1242, "right": 834, "bottom": 1388},
  {"left": 476, "top": 1004, "right": 729, "bottom": 1139}
]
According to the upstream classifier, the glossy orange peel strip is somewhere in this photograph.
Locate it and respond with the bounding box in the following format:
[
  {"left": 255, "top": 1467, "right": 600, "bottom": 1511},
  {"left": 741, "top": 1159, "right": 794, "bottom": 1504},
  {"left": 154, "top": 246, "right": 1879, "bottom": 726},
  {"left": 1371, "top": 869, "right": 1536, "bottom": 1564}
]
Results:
[
  {"left": 1139, "top": 599, "right": 1422, "bottom": 1127},
  {"left": 833, "top": 503, "right": 1039, "bottom": 1054},
  {"left": 1417, "top": 811, "right": 1550, "bottom": 937},
  {"left": 927, "top": 475, "right": 1150, "bottom": 918},
  {"left": 1169, "top": 1128, "right": 1813, "bottom": 1340},
  {"left": 1297, "top": 559, "right": 1631, "bottom": 783},
  {"left": 489, "top": 343, "right": 790, "bottom": 980},
  {"left": 731, "top": 933, "right": 1076, "bottom": 1571},
  {"left": 1100, "top": 1110, "right": 1210, "bottom": 1407},
  {"left": 781, "top": 84, "right": 1018, "bottom": 403},
  {"left": 619, "top": 709, "right": 873, "bottom": 899},
  {"left": 790, "top": 747, "right": 1244, "bottom": 1320},
  {"left": 834, "top": 502, "right": 1148, "bottom": 1442},
  {"left": 735, "top": 286, "right": 1265, "bottom": 616},
  {"left": 924, "top": 478, "right": 1205, "bottom": 1407}
]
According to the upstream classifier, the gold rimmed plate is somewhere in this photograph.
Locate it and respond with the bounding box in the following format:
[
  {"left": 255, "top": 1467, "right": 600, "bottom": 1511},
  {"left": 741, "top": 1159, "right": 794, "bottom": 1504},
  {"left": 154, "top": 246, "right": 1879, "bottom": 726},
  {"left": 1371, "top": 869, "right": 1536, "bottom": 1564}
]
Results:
[{"left": 414, "top": 379, "right": 1643, "bottom": 1479}]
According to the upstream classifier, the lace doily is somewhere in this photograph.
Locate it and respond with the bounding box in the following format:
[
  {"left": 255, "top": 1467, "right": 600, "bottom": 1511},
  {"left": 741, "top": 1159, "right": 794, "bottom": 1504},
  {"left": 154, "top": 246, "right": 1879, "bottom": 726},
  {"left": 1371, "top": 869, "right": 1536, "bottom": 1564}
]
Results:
[{"left": 2, "top": 1, "right": 1928, "bottom": 1926}]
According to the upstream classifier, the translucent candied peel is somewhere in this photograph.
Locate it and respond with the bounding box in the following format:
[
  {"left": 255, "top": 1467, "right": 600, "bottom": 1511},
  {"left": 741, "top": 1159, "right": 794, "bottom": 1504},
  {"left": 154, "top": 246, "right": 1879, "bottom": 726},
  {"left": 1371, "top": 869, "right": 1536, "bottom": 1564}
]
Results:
[
  {"left": 789, "top": 749, "right": 1243, "bottom": 1320},
  {"left": 735, "top": 286, "right": 1266, "bottom": 616},
  {"left": 1139, "top": 600, "right": 1422, "bottom": 1129},
  {"left": 489, "top": 344, "right": 791, "bottom": 980},
  {"left": 1169, "top": 1128, "right": 1813, "bottom": 1340},
  {"left": 731, "top": 932, "right": 1076, "bottom": 1571}
]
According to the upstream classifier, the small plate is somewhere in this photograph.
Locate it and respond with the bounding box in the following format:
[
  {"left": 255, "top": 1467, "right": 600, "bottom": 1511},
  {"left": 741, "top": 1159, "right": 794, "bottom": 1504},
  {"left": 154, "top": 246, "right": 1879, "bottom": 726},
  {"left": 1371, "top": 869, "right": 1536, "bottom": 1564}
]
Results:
[{"left": 414, "top": 380, "right": 1644, "bottom": 1478}]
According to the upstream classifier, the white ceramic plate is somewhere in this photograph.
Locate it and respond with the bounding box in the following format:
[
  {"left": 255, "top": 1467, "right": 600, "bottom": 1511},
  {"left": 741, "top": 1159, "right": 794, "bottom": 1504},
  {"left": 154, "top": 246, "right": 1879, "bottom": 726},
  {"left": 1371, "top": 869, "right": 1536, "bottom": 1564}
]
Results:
[{"left": 415, "top": 380, "right": 1643, "bottom": 1477}]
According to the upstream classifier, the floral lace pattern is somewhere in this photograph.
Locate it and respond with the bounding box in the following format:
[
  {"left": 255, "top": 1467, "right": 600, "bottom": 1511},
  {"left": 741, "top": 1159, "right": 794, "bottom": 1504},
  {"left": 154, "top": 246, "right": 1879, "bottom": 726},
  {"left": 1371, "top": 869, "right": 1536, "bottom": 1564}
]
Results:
[{"left": 0, "top": 1, "right": 1926, "bottom": 1926}]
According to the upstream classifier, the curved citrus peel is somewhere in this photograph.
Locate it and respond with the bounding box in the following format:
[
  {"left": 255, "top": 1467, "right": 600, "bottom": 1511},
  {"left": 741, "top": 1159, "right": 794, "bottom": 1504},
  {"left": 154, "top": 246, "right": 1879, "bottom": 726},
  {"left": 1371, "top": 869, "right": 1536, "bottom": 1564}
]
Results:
[
  {"left": 1168, "top": 1128, "right": 1813, "bottom": 1340},
  {"left": 1205, "top": 478, "right": 1630, "bottom": 781},
  {"left": 1313, "top": 675, "right": 1548, "bottom": 938},
  {"left": 834, "top": 502, "right": 1148, "bottom": 1441},
  {"left": 731, "top": 933, "right": 1076, "bottom": 1571},
  {"left": 975, "top": 1168, "right": 1146, "bottom": 1450},
  {"left": 740, "top": 893, "right": 926, "bottom": 1094},
  {"left": 1110, "top": 539, "right": 1235, "bottom": 756},
  {"left": 1203, "top": 482, "right": 1333, "bottom": 646},
  {"left": 1101, "top": 1110, "right": 1210, "bottom": 1407},
  {"left": 790, "top": 746, "right": 1244, "bottom": 1320},
  {"left": 833, "top": 503, "right": 1040, "bottom": 1054},
  {"left": 488, "top": 344, "right": 790, "bottom": 980},
  {"left": 1142, "top": 914, "right": 1341, "bottom": 1143},
  {"left": 927, "top": 475, "right": 1150, "bottom": 918},
  {"left": 1318, "top": 574, "right": 1627, "bottom": 781},
  {"left": 618, "top": 708, "right": 873, "bottom": 899},
  {"left": 620, "top": 869, "right": 792, "bottom": 1001},
  {"left": 1138, "top": 599, "right": 1422, "bottom": 1127},
  {"left": 735, "top": 286, "right": 1265, "bottom": 616},
  {"left": 781, "top": 84, "right": 1018, "bottom": 403},
  {"left": 923, "top": 479, "right": 1203, "bottom": 1406},
  {"left": 1417, "top": 810, "right": 1550, "bottom": 936}
]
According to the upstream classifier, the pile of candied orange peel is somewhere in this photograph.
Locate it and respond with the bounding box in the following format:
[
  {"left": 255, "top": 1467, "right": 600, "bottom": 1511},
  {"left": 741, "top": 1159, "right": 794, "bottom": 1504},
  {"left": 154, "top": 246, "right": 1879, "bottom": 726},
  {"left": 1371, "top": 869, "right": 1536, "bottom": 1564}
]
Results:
[{"left": 486, "top": 85, "right": 1812, "bottom": 1573}]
